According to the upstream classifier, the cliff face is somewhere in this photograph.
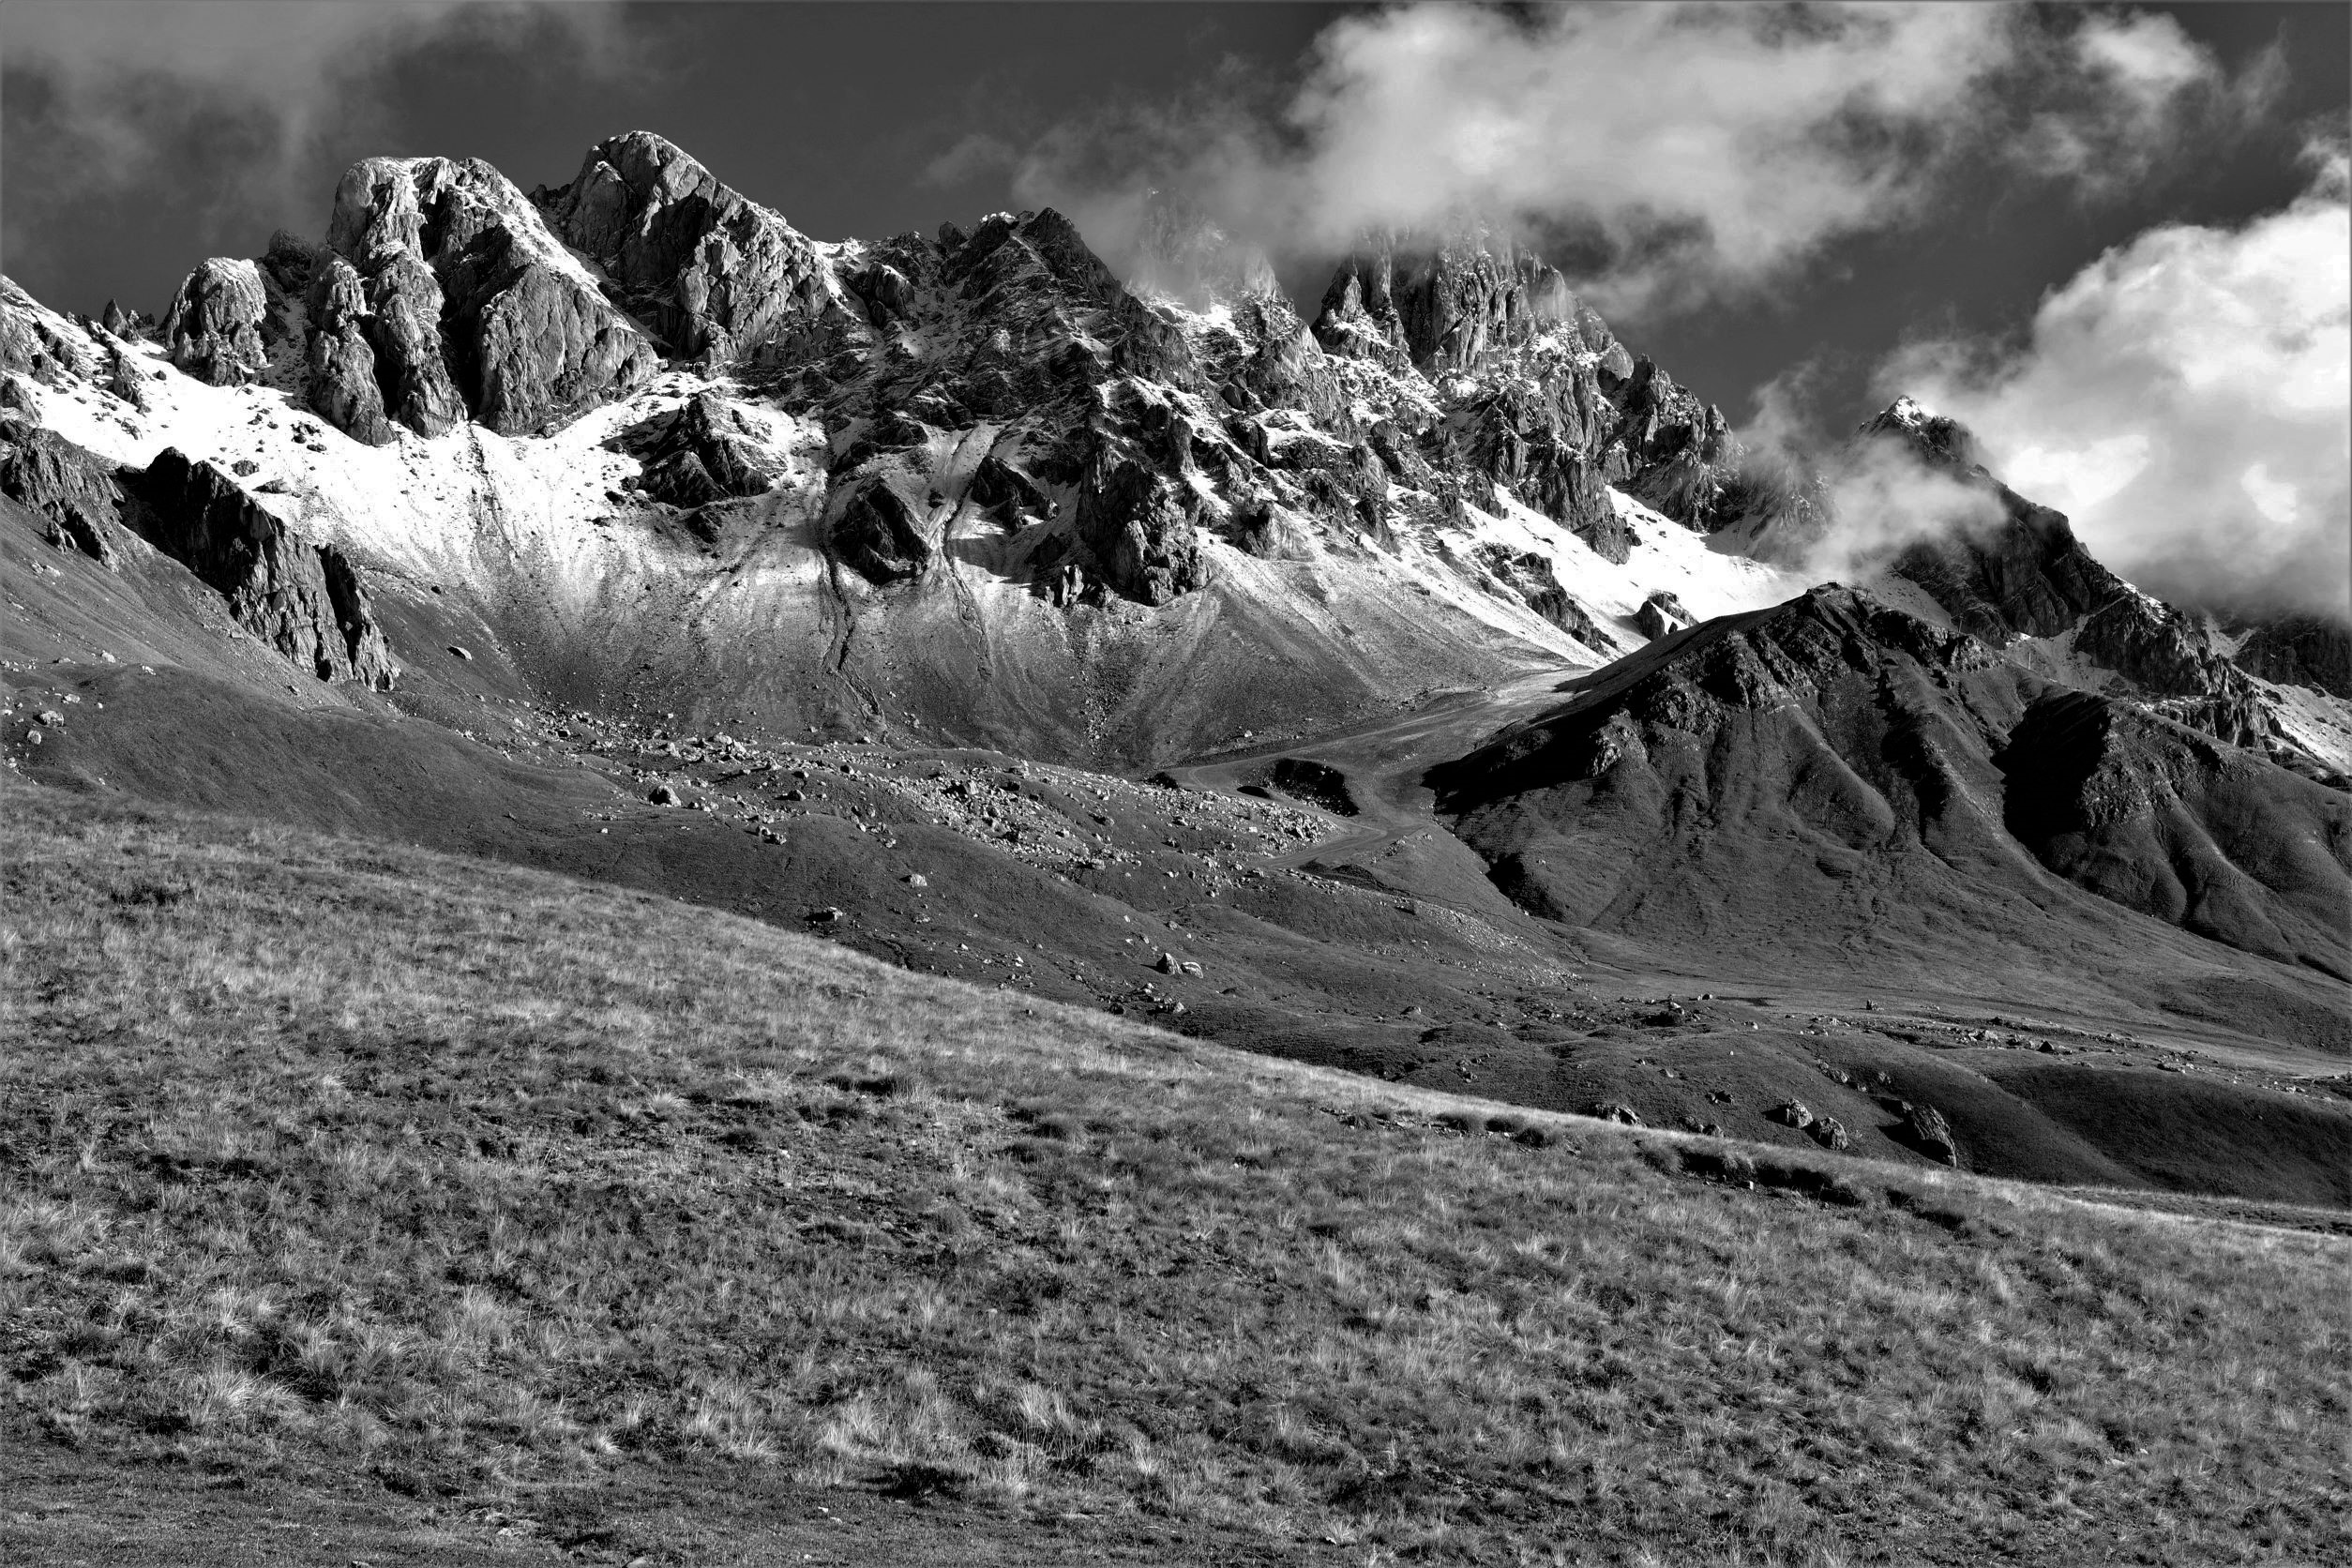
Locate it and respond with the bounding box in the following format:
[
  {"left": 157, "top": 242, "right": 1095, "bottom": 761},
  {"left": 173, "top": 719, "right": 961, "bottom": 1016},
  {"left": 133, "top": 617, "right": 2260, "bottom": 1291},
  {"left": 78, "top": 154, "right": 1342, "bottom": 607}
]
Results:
[
  {"left": 2235, "top": 616, "right": 2352, "bottom": 700},
  {"left": 129, "top": 448, "right": 398, "bottom": 688}
]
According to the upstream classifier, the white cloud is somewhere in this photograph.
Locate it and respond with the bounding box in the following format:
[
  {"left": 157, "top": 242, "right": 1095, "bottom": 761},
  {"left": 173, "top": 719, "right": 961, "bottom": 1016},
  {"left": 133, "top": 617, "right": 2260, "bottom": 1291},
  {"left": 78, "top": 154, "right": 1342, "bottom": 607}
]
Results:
[
  {"left": 1009, "top": 2, "right": 2264, "bottom": 320},
  {"left": 2, "top": 2, "right": 634, "bottom": 281},
  {"left": 1018, "top": 3, "right": 2018, "bottom": 315},
  {"left": 1886, "top": 148, "right": 2351, "bottom": 618},
  {"left": 922, "top": 132, "right": 1020, "bottom": 190},
  {"left": 1741, "top": 372, "right": 2009, "bottom": 581},
  {"left": 2073, "top": 11, "right": 2215, "bottom": 107}
]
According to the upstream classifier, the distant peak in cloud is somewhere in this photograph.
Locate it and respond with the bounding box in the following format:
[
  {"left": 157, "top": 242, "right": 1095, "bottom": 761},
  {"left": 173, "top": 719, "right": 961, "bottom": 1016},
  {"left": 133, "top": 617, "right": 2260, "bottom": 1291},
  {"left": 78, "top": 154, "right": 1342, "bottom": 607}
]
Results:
[{"left": 1881, "top": 157, "right": 2352, "bottom": 620}]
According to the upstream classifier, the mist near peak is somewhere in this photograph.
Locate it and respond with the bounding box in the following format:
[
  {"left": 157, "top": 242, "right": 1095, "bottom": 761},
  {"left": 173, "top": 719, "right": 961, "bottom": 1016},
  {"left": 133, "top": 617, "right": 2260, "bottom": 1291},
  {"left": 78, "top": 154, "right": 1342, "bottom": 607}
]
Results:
[
  {"left": 1006, "top": 3, "right": 2273, "bottom": 324},
  {"left": 1728, "top": 381, "right": 2012, "bottom": 587},
  {"left": 1884, "top": 140, "right": 2351, "bottom": 623}
]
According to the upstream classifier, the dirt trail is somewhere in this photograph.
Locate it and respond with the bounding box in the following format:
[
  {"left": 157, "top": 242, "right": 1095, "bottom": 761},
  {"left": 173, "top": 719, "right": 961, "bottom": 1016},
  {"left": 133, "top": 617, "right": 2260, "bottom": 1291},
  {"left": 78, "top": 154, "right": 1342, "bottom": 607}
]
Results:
[{"left": 1163, "top": 664, "right": 1586, "bottom": 870}]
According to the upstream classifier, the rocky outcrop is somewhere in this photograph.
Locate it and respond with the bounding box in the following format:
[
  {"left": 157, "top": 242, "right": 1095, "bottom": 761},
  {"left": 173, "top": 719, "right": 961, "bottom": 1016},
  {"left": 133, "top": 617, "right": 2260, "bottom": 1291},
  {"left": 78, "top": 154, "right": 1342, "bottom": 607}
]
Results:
[
  {"left": 161, "top": 258, "right": 273, "bottom": 386},
  {"left": 0, "top": 418, "right": 134, "bottom": 567},
  {"left": 321, "top": 156, "right": 659, "bottom": 439},
  {"left": 2236, "top": 616, "right": 2352, "bottom": 700},
  {"left": 130, "top": 447, "right": 397, "bottom": 686},
  {"left": 2074, "top": 595, "right": 2264, "bottom": 746},
  {"left": 99, "top": 299, "right": 154, "bottom": 340},
  {"left": 1073, "top": 434, "right": 1204, "bottom": 606},
  {"left": 1612, "top": 358, "right": 1739, "bottom": 530},
  {"left": 968, "top": 453, "right": 1055, "bottom": 528},
  {"left": 1862, "top": 398, "right": 2126, "bottom": 642},
  {"left": 950, "top": 207, "right": 1198, "bottom": 390},
  {"left": 1, "top": 279, "right": 94, "bottom": 388},
  {"left": 304, "top": 255, "right": 396, "bottom": 445},
  {"left": 1900, "top": 1102, "right": 1959, "bottom": 1166},
  {"left": 1440, "top": 375, "right": 1628, "bottom": 561},
  {"left": 542, "top": 130, "right": 852, "bottom": 364},
  {"left": 1219, "top": 294, "right": 1349, "bottom": 429},
  {"left": 611, "top": 393, "right": 786, "bottom": 507},
  {"left": 1312, "top": 231, "right": 1588, "bottom": 373},
  {"left": 1635, "top": 590, "right": 1694, "bottom": 641},
  {"left": 827, "top": 473, "right": 932, "bottom": 584},
  {"left": 1475, "top": 545, "right": 1608, "bottom": 649}
]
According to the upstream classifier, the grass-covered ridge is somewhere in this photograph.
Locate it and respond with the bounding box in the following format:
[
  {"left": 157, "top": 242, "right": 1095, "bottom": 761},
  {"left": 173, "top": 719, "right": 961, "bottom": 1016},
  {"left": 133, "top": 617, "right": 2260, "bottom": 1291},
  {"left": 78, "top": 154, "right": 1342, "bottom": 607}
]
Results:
[{"left": 2, "top": 781, "right": 2344, "bottom": 1565}]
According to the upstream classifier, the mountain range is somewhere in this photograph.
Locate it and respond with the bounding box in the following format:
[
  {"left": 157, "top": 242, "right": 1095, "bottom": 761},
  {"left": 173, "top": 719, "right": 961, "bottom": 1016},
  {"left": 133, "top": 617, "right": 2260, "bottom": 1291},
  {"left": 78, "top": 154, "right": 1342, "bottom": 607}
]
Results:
[{"left": 5, "top": 129, "right": 2345, "bottom": 1205}]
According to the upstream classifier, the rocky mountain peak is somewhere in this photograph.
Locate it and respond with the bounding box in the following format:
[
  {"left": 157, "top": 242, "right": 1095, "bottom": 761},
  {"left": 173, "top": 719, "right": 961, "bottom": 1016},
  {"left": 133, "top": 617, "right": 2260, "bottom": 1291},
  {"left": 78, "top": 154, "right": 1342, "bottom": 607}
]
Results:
[
  {"left": 1859, "top": 394, "right": 1981, "bottom": 470},
  {"left": 540, "top": 130, "right": 853, "bottom": 366},
  {"left": 306, "top": 151, "right": 660, "bottom": 441},
  {"left": 1312, "top": 227, "right": 1619, "bottom": 378}
]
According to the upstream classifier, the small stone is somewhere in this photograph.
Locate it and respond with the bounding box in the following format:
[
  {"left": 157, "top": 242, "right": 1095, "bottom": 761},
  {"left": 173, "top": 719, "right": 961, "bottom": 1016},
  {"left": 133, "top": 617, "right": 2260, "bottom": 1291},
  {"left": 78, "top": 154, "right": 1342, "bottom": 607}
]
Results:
[
  {"left": 1179, "top": 960, "right": 1202, "bottom": 976},
  {"left": 37, "top": 709, "right": 64, "bottom": 726},
  {"left": 447, "top": 644, "right": 473, "bottom": 660},
  {"left": 647, "top": 783, "right": 681, "bottom": 806},
  {"left": 809, "top": 907, "right": 845, "bottom": 924},
  {"left": 1808, "top": 1115, "right": 1850, "bottom": 1151},
  {"left": 1154, "top": 952, "right": 1178, "bottom": 973},
  {"left": 1770, "top": 1100, "right": 1814, "bottom": 1130},
  {"left": 905, "top": 873, "right": 927, "bottom": 887},
  {"left": 24, "top": 729, "right": 41, "bottom": 745}
]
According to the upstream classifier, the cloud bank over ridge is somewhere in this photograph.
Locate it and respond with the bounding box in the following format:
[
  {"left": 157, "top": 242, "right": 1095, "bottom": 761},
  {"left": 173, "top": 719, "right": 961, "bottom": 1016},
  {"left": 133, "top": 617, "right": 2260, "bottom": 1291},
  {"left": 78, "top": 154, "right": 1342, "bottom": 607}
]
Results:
[
  {"left": 1006, "top": 3, "right": 2274, "bottom": 317},
  {"left": 1887, "top": 140, "right": 2351, "bottom": 620},
  {"left": 0, "top": 1, "right": 635, "bottom": 298}
]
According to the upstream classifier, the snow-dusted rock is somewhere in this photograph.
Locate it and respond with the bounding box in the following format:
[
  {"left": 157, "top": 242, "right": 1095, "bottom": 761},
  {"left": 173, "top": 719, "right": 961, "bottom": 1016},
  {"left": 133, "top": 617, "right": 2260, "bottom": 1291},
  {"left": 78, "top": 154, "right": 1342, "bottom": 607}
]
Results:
[
  {"left": 612, "top": 391, "right": 787, "bottom": 507},
  {"left": 162, "top": 259, "right": 272, "bottom": 387}
]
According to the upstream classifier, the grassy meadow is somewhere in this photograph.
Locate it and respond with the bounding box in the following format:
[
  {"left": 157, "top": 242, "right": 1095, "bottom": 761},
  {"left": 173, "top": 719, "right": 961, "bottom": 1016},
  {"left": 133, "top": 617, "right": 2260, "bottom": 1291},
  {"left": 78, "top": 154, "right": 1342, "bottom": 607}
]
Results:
[{"left": 2, "top": 780, "right": 2344, "bottom": 1565}]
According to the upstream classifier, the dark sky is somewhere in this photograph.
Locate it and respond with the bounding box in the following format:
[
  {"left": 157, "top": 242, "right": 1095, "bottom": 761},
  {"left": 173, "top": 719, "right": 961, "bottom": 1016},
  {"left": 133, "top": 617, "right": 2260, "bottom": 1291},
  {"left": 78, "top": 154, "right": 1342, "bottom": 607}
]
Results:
[{"left": 5, "top": 2, "right": 2344, "bottom": 432}]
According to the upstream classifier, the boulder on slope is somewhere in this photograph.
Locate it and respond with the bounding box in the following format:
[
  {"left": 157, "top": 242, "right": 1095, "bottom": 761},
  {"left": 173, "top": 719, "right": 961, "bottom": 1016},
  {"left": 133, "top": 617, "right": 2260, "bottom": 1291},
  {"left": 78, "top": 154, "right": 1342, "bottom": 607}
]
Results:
[{"left": 827, "top": 473, "right": 933, "bottom": 585}]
